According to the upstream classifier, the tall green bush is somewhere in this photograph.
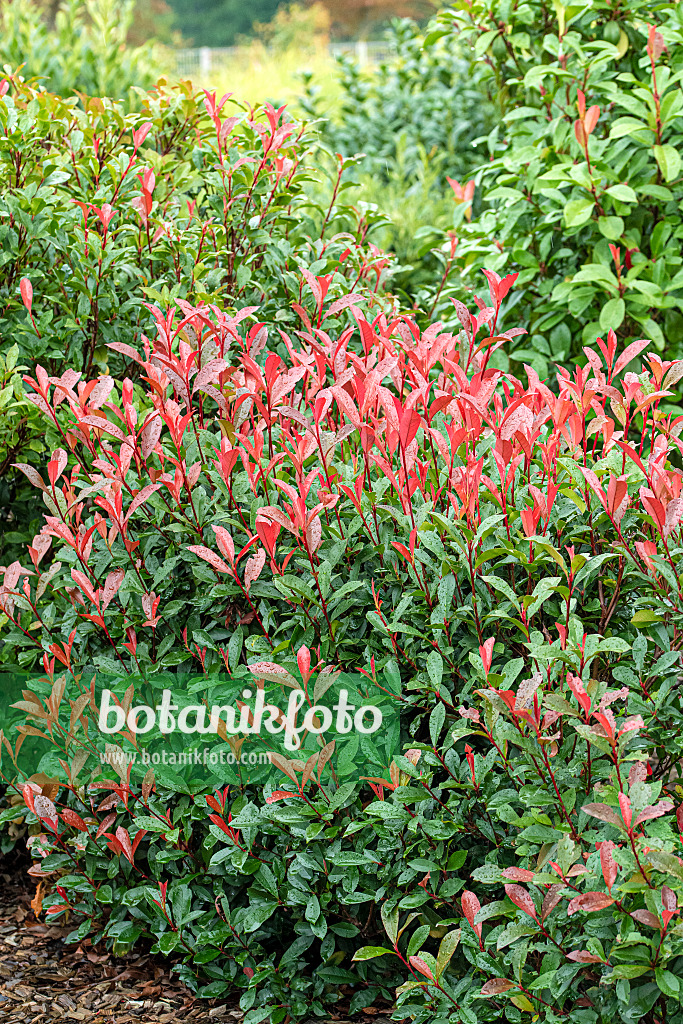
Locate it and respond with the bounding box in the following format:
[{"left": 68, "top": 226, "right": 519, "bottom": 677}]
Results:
[
  {"left": 302, "top": 17, "right": 495, "bottom": 297},
  {"left": 0, "top": 0, "right": 162, "bottom": 102},
  {"left": 416, "top": 0, "right": 683, "bottom": 375}
]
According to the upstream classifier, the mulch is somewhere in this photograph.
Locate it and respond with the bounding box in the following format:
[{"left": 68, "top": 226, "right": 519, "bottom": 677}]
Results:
[
  {"left": 0, "top": 851, "right": 396, "bottom": 1024},
  {"left": 0, "top": 851, "right": 236, "bottom": 1022}
]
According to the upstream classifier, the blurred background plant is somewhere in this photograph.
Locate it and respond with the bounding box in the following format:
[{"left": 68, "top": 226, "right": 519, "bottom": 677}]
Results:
[
  {"left": 301, "top": 14, "right": 495, "bottom": 302},
  {"left": 0, "top": 0, "right": 166, "bottom": 103}
]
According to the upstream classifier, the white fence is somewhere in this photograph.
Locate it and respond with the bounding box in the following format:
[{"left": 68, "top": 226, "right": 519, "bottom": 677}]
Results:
[{"left": 174, "top": 40, "right": 395, "bottom": 79}]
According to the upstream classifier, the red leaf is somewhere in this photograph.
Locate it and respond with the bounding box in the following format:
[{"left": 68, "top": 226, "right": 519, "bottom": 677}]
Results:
[
  {"left": 399, "top": 408, "right": 422, "bottom": 450},
  {"left": 265, "top": 790, "right": 301, "bottom": 803},
  {"left": 567, "top": 891, "right": 614, "bottom": 916},
  {"left": 188, "top": 545, "right": 232, "bottom": 574},
  {"left": 139, "top": 415, "right": 162, "bottom": 459},
  {"left": 461, "top": 889, "right": 481, "bottom": 933},
  {"left": 504, "top": 883, "right": 538, "bottom": 921},
  {"left": 634, "top": 800, "right": 674, "bottom": 827},
  {"left": 662, "top": 886, "right": 678, "bottom": 928},
  {"left": 101, "top": 568, "right": 124, "bottom": 611},
  {"left": 502, "top": 867, "right": 535, "bottom": 882},
  {"left": 599, "top": 840, "right": 618, "bottom": 891},
  {"left": 244, "top": 548, "right": 266, "bottom": 593},
  {"left": 613, "top": 338, "right": 649, "bottom": 377},
  {"left": 95, "top": 812, "right": 117, "bottom": 840},
  {"left": 582, "top": 803, "right": 625, "bottom": 830},
  {"left": 481, "top": 978, "right": 515, "bottom": 996},
  {"left": 630, "top": 908, "right": 661, "bottom": 929},
  {"left": 20, "top": 277, "right": 33, "bottom": 312},
  {"left": 541, "top": 884, "right": 564, "bottom": 921},
  {"left": 409, "top": 956, "right": 434, "bottom": 981},
  {"left": 115, "top": 826, "right": 134, "bottom": 863},
  {"left": 567, "top": 950, "right": 604, "bottom": 964},
  {"left": 60, "top": 808, "right": 89, "bottom": 832}
]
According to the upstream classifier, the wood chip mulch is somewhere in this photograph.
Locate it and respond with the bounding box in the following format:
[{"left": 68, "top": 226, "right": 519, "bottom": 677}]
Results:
[{"left": 0, "top": 852, "right": 398, "bottom": 1024}]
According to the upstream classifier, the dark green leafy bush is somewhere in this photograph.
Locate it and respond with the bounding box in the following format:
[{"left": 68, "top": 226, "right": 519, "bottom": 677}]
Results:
[
  {"left": 2, "top": 275, "right": 683, "bottom": 1022},
  {"left": 307, "top": 18, "right": 494, "bottom": 187}
]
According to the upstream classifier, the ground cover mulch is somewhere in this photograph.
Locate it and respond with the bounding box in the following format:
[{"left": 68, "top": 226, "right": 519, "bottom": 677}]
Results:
[{"left": 0, "top": 852, "right": 396, "bottom": 1024}]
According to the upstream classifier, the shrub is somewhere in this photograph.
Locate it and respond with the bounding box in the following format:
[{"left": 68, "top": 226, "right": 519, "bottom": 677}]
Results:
[
  {"left": 0, "top": 0, "right": 163, "bottom": 103},
  {"left": 306, "top": 18, "right": 494, "bottom": 189},
  {"left": 0, "top": 73, "right": 390, "bottom": 561},
  {"left": 2, "top": 273, "right": 683, "bottom": 1022},
  {"left": 417, "top": 0, "right": 683, "bottom": 374},
  {"left": 301, "top": 16, "right": 496, "bottom": 315}
]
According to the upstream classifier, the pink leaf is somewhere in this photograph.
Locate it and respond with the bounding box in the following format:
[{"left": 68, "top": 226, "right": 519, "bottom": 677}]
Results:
[
  {"left": 101, "top": 568, "right": 124, "bottom": 610},
  {"left": 502, "top": 867, "right": 535, "bottom": 882},
  {"left": 212, "top": 525, "right": 235, "bottom": 564},
  {"left": 106, "top": 341, "right": 144, "bottom": 365},
  {"left": 630, "top": 908, "right": 661, "bottom": 929},
  {"left": 20, "top": 277, "right": 33, "bottom": 312},
  {"left": 567, "top": 950, "right": 604, "bottom": 964},
  {"left": 13, "top": 463, "right": 46, "bottom": 490},
  {"left": 244, "top": 548, "right": 266, "bottom": 593},
  {"left": 409, "top": 956, "right": 434, "bottom": 981},
  {"left": 187, "top": 545, "right": 232, "bottom": 574},
  {"left": 582, "top": 803, "right": 625, "bottom": 830},
  {"left": 613, "top": 339, "right": 649, "bottom": 377},
  {"left": 504, "top": 883, "right": 538, "bottom": 921},
  {"left": 248, "top": 661, "right": 299, "bottom": 688},
  {"left": 481, "top": 978, "right": 514, "bottom": 996},
  {"left": 634, "top": 799, "right": 674, "bottom": 827},
  {"left": 139, "top": 415, "right": 162, "bottom": 459},
  {"left": 124, "top": 483, "right": 162, "bottom": 525}
]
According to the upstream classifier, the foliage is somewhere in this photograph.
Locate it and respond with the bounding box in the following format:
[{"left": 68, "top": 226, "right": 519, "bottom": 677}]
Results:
[
  {"left": 0, "top": 0, "right": 163, "bottom": 102},
  {"left": 0, "top": 74, "right": 389, "bottom": 562},
  {"left": 306, "top": 17, "right": 494, "bottom": 188},
  {"left": 0, "top": 346, "right": 45, "bottom": 562},
  {"left": 250, "top": 2, "right": 330, "bottom": 54},
  {"left": 166, "top": 0, "right": 285, "bottom": 47},
  {"left": 2, "top": 271, "right": 683, "bottom": 1021},
  {"left": 301, "top": 15, "right": 495, "bottom": 313},
  {"left": 415, "top": 0, "right": 683, "bottom": 374}
]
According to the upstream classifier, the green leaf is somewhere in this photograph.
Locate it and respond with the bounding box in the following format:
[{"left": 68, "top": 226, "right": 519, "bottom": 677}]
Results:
[
  {"left": 655, "top": 967, "right": 680, "bottom": 998},
  {"left": 609, "top": 965, "right": 651, "bottom": 980},
  {"left": 380, "top": 903, "right": 400, "bottom": 944},
  {"left": 497, "top": 922, "right": 538, "bottom": 948},
  {"left": 435, "top": 929, "right": 461, "bottom": 979},
  {"left": 426, "top": 650, "right": 443, "bottom": 689},
  {"left": 564, "top": 198, "right": 594, "bottom": 228},
  {"left": 429, "top": 702, "right": 446, "bottom": 746},
  {"left": 653, "top": 144, "right": 681, "bottom": 183},
  {"left": 329, "top": 781, "right": 357, "bottom": 811},
  {"left": 407, "top": 924, "right": 431, "bottom": 957},
  {"left": 606, "top": 183, "right": 637, "bottom": 204},
  {"left": 598, "top": 216, "right": 624, "bottom": 241},
  {"left": 599, "top": 297, "right": 625, "bottom": 331},
  {"left": 352, "top": 945, "right": 395, "bottom": 961}
]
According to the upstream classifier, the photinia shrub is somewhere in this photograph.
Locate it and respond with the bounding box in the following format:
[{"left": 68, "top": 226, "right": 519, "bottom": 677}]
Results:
[
  {"left": 0, "top": 73, "right": 391, "bottom": 561},
  {"left": 1, "top": 272, "right": 683, "bottom": 1022}
]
